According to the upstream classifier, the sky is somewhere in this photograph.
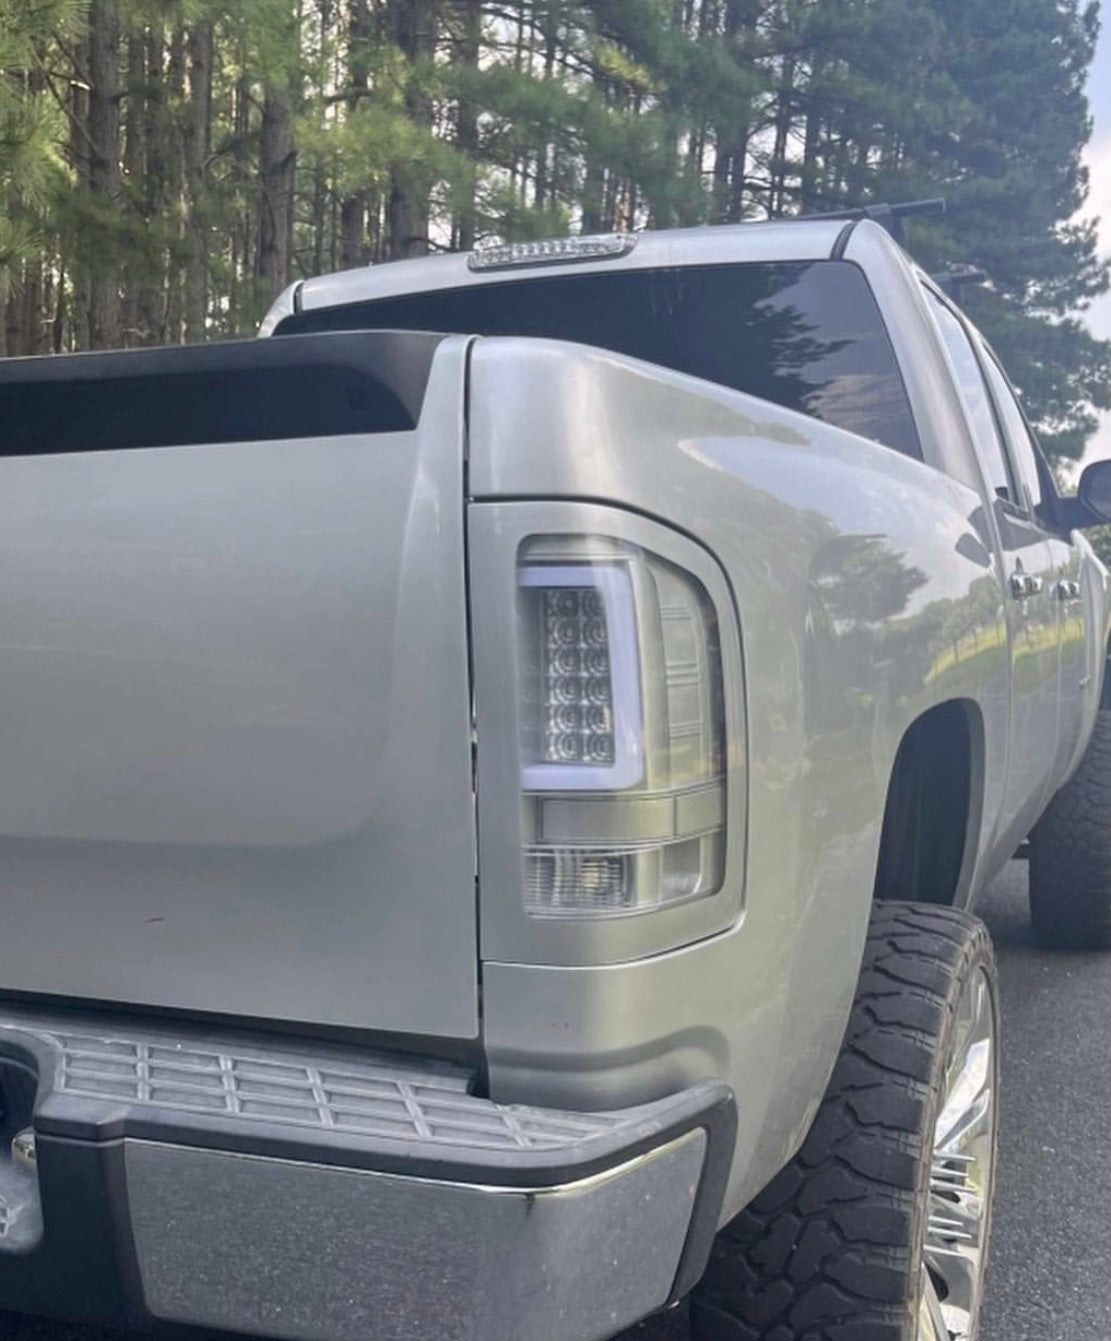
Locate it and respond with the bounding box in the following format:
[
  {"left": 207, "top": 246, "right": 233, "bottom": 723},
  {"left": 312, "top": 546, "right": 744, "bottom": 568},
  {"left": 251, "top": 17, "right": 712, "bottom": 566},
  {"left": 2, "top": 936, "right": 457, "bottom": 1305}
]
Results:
[{"left": 1080, "top": 1, "right": 1111, "bottom": 465}]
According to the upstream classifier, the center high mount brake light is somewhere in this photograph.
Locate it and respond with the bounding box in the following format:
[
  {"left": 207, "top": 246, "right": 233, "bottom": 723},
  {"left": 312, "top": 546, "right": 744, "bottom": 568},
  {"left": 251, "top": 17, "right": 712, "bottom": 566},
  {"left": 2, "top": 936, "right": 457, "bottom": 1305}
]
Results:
[{"left": 468, "top": 233, "right": 637, "bottom": 272}]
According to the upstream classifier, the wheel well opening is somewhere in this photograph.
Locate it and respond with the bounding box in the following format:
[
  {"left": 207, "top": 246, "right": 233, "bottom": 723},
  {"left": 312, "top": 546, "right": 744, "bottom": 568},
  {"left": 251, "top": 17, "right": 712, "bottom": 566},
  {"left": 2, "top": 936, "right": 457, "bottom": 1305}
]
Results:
[
  {"left": 1100, "top": 635, "right": 1111, "bottom": 710},
  {"left": 873, "top": 700, "right": 981, "bottom": 907}
]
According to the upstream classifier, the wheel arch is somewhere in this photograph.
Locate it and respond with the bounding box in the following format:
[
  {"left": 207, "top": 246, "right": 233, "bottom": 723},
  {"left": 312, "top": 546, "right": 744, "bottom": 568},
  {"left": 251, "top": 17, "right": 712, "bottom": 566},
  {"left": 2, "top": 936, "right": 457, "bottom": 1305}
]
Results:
[
  {"left": 873, "top": 698, "right": 985, "bottom": 909},
  {"left": 1099, "top": 635, "right": 1111, "bottom": 710}
]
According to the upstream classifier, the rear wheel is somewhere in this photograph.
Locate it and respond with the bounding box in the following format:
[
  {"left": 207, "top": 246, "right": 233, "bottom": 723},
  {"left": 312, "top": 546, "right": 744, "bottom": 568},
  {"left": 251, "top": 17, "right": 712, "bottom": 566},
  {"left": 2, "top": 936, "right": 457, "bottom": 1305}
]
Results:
[
  {"left": 1028, "top": 709, "right": 1111, "bottom": 950},
  {"left": 690, "top": 903, "right": 998, "bottom": 1341}
]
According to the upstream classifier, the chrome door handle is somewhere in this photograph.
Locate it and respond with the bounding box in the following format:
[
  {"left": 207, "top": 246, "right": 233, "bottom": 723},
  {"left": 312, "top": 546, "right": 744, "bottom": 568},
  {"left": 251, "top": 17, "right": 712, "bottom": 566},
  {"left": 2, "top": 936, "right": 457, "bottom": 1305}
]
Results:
[{"left": 1009, "top": 572, "right": 1043, "bottom": 599}]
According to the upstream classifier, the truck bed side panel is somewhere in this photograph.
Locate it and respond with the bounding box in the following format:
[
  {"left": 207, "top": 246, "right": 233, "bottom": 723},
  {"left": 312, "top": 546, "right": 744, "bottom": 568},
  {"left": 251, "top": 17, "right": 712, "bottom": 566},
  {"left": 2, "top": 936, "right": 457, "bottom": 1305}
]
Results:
[{"left": 467, "top": 336, "right": 1011, "bottom": 1219}]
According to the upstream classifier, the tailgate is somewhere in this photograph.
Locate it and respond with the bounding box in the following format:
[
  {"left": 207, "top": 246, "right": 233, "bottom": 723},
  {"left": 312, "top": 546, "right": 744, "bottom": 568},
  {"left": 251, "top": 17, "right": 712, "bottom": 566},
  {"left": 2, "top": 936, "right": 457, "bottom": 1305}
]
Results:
[{"left": 0, "top": 332, "right": 477, "bottom": 1037}]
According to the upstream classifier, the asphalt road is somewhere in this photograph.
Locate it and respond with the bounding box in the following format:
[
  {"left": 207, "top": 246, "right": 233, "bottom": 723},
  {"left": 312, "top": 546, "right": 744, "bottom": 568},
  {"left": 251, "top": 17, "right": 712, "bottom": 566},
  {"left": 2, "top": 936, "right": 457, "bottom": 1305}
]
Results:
[{"left": 1, "top": 861, "right": 1108, "bottom": 1341}]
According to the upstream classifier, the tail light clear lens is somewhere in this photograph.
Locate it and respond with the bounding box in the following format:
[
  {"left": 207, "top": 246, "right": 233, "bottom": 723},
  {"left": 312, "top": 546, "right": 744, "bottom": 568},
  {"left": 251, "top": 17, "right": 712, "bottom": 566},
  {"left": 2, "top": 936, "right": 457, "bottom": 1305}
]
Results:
[
  {"left": 518, "top": 537, "right": 724, "bottom": 919},
  {"left": 519, "top": 563, "right": 643, "bottom": 790}
]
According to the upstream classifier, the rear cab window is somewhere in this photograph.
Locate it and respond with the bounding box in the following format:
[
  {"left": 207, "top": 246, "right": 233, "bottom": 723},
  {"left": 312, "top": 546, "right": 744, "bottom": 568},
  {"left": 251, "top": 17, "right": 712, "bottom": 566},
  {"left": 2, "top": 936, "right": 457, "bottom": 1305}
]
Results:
[{"left": 277, "top": 260, "right": 921, "bottom": 459}]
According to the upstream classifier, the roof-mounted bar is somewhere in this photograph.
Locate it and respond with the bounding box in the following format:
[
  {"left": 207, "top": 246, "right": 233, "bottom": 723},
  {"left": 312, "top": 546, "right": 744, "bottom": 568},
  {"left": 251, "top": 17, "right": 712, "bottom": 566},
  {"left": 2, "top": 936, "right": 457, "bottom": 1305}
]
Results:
[
  {"left": 930, "top": 265, "right": 990, "bottom": 300},
  {"left": 802, "top": 197, "right": 947, "bottom": 244}
]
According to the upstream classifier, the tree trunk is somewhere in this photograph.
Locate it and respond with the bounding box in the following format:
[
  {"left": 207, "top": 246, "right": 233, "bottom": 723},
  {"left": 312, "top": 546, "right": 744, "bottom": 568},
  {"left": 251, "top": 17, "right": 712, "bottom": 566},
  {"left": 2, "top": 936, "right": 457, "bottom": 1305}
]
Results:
[
  {"left": 340, "top": 0, "right": 372, "bottom": 267},
  {"left": 0, "top": 289, "right": 12, "bottom": 358},
  {"left": 164, "top": 27, "right": 187, "bottom": 343},
  {"left": 184, "top": 22, "right": 213, "bottom": 341},
  {"left": 386, "top": 0, "right": 437, "bottom": 259},
  {"left": 67, "top": 36, "right": 90, "bottom": 351},
  {"left": 20, "top": 261, "right": 48, "bottom": 353},
  {"left": 138, "top": 29, "right": 168, "bottom": 343},
  {"left": 533, "top": 4, "right": 558, "bottom": 211},
  {"left": 121, "top": 32, "right": 147, "bottom": 343},
  {"left": 229, "top": 71, "right": 252, "bottom": 332},
  {"left": 712, "top": 0, "right": 759, "bottom": 223},
  {"left": 454, "top": 0, "right": 481, "bottom": 250},
  {"left": 800, "top": 87, "right": 823, "bottom": 212},
  {"left": 257, "top": 85, "right": 296, "bottom": 299},
  {"left": 86, "top": 0, "right": 121, "bottom": 348},
  {"left": 52, "top": 264, "right": 66, "bottom": 353},
  {"left": 769, "top": 54, "right": 795, "bottom": 216}
]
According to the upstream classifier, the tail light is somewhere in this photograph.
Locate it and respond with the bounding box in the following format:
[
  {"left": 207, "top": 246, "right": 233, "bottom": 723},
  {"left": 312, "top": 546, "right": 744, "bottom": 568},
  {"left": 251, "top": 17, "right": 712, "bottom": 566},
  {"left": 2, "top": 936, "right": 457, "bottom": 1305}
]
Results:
[{"left": 517, "top": 536, "right": 725, "bottom": 919}]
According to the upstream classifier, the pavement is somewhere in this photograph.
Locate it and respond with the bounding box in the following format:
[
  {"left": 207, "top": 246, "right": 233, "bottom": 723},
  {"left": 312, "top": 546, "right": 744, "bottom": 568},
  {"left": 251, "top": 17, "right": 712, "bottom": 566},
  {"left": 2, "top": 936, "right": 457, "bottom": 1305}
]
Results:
[{"left": 1, "top": 861, "right": 1108, "bottom": 1341}]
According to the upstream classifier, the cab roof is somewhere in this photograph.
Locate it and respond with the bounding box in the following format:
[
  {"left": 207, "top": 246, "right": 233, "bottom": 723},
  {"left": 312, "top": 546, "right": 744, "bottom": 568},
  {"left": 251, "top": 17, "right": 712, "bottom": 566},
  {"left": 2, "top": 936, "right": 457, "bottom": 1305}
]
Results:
[{"left": 277, "top": 218, "right": 863, "bottom": 328}]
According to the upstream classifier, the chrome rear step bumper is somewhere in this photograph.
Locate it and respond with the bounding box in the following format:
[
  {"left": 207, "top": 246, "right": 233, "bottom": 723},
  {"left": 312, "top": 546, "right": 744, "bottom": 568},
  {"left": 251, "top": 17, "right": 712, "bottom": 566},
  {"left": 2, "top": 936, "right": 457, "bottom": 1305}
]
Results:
[{"left": 0, "top": 1008, "right": 734, "bottom": 1341}]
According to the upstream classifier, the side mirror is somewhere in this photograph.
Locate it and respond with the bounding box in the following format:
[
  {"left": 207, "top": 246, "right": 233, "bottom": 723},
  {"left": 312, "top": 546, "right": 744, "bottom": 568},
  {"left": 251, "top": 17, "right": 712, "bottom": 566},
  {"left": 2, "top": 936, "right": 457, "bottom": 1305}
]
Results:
[{"left": 1076, "top": 459, "right": 1111, "bottom": 526}]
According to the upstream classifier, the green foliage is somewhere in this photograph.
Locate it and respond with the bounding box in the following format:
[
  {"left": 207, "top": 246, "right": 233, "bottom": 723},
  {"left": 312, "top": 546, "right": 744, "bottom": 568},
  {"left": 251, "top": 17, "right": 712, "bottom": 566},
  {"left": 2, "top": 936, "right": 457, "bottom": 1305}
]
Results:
[
  {"left": 1087, "top": 526, "right": 1111, "bottom": 570},
  {"left": 886, "top": 0, "right": 1110, "bottom": 461},
  {"left": 0, "top": 0, "right": 85, "bottom": 290},
  {"left": 0, "top": 0, "right": 1106, "bottom": 458}
]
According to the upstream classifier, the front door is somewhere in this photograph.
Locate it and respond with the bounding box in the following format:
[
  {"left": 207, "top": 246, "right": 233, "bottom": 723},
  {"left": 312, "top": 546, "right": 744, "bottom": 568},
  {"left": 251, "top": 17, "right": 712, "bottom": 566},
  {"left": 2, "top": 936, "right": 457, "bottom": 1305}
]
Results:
[
  {"left": 978, "top": 345, "right": 1087, "bottom": 788},
  {"left": 925, "top": 291, "right": 1061, "bottom": 847}
]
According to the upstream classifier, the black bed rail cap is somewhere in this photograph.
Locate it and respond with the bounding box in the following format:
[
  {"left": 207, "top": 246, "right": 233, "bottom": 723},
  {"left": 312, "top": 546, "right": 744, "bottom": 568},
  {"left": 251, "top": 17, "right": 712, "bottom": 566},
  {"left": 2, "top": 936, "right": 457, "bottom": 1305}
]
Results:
[{"left": 0, "top": 329, "right": 448, "bottom": 457}]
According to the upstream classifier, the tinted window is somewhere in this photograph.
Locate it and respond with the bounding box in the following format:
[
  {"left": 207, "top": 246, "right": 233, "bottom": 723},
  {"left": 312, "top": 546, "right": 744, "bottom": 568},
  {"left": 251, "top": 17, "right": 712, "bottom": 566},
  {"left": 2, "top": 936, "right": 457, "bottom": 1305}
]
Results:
[
  {"left": 280, "top": 261, "right": 920, "bottom": 458},
  {"left": 927, "top": 292, "right": 1014, "bottom": 501},
  {"left": 980, "top": 349, "right": 1044, "bottom": 511}
]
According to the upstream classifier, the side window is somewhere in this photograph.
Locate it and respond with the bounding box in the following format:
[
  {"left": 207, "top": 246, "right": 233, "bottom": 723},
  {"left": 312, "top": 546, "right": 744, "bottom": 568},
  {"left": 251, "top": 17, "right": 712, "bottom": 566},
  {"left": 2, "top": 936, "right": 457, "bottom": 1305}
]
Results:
[
  {"left": 979, "top": 350, "right": 1044, "bottom": 512},
  {"left": 925, "top": 291, "right": 1016, "bottom": 503}
]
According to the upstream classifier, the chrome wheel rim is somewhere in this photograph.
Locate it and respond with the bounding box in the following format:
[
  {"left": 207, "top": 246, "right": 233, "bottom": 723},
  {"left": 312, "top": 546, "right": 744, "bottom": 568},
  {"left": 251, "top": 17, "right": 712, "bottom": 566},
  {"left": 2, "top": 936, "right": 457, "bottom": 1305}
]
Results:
[{"left": 917, "top": 965, "right": 997, "bottom": 1341}]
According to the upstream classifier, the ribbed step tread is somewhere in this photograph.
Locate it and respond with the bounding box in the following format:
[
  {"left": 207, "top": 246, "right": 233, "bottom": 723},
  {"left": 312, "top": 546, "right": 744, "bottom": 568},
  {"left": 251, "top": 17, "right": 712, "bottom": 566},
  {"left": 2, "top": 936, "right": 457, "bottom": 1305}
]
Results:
[{"left": 3, "top": 1014, "right": 621, "bottom": 1152}]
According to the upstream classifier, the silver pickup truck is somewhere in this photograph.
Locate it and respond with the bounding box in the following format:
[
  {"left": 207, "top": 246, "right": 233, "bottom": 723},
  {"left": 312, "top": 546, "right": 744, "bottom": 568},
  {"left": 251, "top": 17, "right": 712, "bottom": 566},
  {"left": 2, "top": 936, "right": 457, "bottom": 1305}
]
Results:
[{"left": 2, "top": 214, "right": 1110, "bottom": 1341}]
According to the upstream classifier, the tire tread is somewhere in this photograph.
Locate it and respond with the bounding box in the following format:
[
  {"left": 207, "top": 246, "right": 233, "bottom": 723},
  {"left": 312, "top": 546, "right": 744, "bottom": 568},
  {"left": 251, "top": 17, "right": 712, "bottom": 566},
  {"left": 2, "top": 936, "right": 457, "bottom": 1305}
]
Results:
[
  {"left": 689, "top": 902, "right": 994, "bottom": 1341},
  {"left": 1029, "top": 710, "right": 1111, "bottom": 950}
]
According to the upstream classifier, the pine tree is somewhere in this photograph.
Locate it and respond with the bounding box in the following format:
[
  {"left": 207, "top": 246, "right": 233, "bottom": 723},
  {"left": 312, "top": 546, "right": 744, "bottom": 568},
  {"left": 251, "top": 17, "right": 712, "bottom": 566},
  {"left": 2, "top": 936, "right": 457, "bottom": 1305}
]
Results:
[
  {"left": 0, "top": 0, "right": 84, "bottom": 335},
  {"left": 0, "top": 0, "right": 1105, "bottom": 463},
  {"left": 928, "top": 0, "right": 1109, "bottom": 460}
]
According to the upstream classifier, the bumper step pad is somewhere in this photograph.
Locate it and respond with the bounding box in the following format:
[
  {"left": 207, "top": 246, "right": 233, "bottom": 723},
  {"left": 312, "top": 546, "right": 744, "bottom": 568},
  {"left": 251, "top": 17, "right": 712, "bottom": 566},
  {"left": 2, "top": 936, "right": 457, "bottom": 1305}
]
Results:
[
  {"left": 0, "top": 1006, "right": 734, "bottom": 1341},
  {"left": 19, "top": 1019, "right": 621, "bottom": 1152}
]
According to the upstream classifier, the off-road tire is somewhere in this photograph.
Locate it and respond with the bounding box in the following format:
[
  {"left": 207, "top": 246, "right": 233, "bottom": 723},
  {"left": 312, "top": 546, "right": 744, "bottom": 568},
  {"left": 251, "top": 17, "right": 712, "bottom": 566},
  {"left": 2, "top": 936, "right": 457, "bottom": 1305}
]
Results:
[
  {"left": 689, "top": 903, "right": 998, "bottom": 1341},
  {"left": 1028, "top": 709, "right": 1111, "bottom": 950}
]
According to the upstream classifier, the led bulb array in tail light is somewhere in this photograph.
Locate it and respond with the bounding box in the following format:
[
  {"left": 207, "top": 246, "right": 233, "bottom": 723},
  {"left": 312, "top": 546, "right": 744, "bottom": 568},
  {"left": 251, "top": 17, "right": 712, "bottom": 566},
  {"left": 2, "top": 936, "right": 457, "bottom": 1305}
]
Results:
[
  {"left": 519, "top": 564, "right": 643, "bottom": 792},
  {"left": 540, "top": 587, "right": 613, "bottom": 765},
  {"left": 517, "top": 539, "right": 725, "bottom": 919}
]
